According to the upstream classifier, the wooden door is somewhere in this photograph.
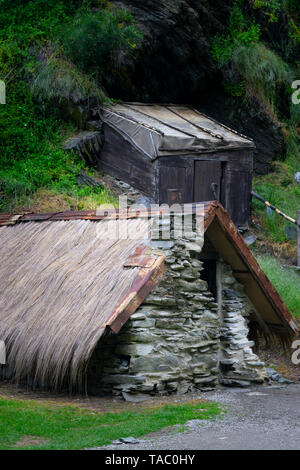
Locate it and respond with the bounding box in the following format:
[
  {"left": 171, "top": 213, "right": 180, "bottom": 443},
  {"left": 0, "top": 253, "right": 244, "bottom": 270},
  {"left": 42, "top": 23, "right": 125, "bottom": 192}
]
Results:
[
  {"left": 159, "top": 166, "right": 191, "bottom": 205},
  {"left": 194, "top": 161, "right": 222, "bottom": 203},
  {"left": 222, "top": 164, "right": 252, "bottom": 229}
]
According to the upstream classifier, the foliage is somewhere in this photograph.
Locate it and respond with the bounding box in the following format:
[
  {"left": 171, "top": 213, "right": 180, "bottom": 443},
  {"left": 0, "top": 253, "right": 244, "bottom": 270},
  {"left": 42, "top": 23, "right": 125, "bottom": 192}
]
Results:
[
  {"left": 31, "top": 57, "right": 107, "bottom": 105},
  {"left": 223, "top": 80, "right": 245, "bottom": 97},
  {"left": 230, "top": 42, "right": 291, "bottom": 105},
  {"left": 212, "top": 2, "right": 292, "bottom": 106},
  {"left": 252, "top": 131, "right": 300, "bottom": 244},
  {"left": 252, "top": 0, "right": 281, "bottom": 23},
  {"left": 60, "top": 9, "right": 143, "bottom": 81},
  {"left": 0, "top": 0, "right": 80, "bottom": 75},
  {"left": 290, "top": 94, "right": 300, "bottom": 126},
  {"left": 0, "top": 397, "right": 222, "bottom": 450},
  {"left": 282, "top": 0, "right": 300, "bottom": 42},
  {"left": 0, "top": 81, "right": 114, "bottom": 211},
  {"left": 257, "top": 255, "right": 300, "bottom": 318},
  {"left": 211, "top": 3, "right": 261, "bottom": 64},
  {"left": 0, "top": 1, "right": 124, "bottom": 211}
]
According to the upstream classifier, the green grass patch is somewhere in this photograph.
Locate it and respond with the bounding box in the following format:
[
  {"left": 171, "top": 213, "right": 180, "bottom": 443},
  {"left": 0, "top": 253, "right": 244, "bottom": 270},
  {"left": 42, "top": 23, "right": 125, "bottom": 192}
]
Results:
[
  {"left": 252, "top": 131, "right": 300, "bottom": 245},
  {"left": 0, "top": 84, "right": 116, "bottom": 212},
  {"left": 257, "top": 254, "right": 300, "bottom": 318},
  {"left": 0, "top": 397, "right": 222, "bottom": 450},
  {"left": 31, "top": 57, "right": 107, "bottom": 107},
  {"left": 253, "top": 166, "right": 299, "bottom": 244}
]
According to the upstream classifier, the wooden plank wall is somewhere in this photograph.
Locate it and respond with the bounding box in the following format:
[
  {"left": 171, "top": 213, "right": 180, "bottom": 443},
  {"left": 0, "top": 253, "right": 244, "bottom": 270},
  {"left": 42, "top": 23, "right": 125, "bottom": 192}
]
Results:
[{"left": 98, "top": 124, "right": 157, "bottom": 199}]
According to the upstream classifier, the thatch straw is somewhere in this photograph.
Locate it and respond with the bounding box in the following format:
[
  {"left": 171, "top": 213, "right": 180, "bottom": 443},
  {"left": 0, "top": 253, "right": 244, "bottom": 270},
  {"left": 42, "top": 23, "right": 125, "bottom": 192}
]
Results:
[{"left": 0, "top": 218, "right": 150, "bottom": 390}]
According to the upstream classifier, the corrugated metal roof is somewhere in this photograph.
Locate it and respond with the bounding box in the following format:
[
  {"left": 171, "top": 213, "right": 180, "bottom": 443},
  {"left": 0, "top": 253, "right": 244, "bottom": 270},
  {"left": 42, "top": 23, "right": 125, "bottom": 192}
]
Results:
[{"left": 99, "top": 103, "right": 255, "bottom": 159}]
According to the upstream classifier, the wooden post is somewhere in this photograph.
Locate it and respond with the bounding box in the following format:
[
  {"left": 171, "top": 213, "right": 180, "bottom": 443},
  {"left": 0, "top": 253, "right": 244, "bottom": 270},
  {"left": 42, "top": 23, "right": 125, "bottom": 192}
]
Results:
[{"left": 298, "top": 210, "right": 300, "bottom": 267}]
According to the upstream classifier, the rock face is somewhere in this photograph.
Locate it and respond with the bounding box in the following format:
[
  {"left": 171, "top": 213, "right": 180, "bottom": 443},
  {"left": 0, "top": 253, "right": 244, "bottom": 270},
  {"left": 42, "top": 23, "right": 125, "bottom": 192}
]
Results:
[
  {"left": 111, "top": 0, "right": 228, "bottom": 103},
  {"left": 108, "top": 0, "right": 286, "bottom": 173},
  {"left": 62, "top": 130, "right": 103, "bottom": 167},
  {"left": 200, "top": 93, "right": 286, "bottom": 175}
]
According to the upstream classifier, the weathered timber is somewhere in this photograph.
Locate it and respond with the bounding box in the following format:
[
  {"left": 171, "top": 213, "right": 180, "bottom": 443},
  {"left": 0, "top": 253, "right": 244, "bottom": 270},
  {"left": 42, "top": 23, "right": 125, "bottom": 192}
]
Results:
[{"left": 97, "top": 104, "right": 254, "bottom": 230}]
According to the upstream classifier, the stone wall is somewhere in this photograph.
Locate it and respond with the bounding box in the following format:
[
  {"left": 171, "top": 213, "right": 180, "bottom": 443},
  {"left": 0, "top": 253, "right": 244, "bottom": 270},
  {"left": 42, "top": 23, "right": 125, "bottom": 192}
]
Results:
[
  {"left": 87, "top": 215, "right": 267, "bottom": 399},
  {"left": 218, "top": 263, "right": 267, "bottom": 387},
  {"left": 88, "top": 213, "right": 221, "bottom": 400}
]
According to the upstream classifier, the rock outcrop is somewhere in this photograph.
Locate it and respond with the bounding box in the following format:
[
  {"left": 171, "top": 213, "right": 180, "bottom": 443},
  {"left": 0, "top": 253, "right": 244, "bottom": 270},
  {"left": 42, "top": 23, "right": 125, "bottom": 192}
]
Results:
[{"left": 108, "top": 0, "right": 286, "bottom": 173}]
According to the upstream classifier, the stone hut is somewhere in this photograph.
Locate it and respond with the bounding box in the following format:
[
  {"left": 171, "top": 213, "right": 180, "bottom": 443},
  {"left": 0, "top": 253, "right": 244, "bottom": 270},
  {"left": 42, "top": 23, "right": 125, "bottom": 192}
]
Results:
[{"left": 0, "top": 203, "right": 297, "bottom": 399}]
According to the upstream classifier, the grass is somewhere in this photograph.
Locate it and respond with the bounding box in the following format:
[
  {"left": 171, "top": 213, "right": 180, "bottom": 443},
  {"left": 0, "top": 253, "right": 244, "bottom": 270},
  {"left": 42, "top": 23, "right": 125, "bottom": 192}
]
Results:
[
  {"left": 253, "top": 162, "right": 299, "bottom": 244},
  {"left": 252, "top": 131, "right": 300, "bottom": 247},
  {"left": 12, "top": 187, "right": 118, "bottom": 214},
  {"left": 0, "top": 97, "right": 117, "bottom": 213},
  {"left": 0, "top": 1, "right": 136, "bottom": 213},
  {"left": 0, "top": 397, "right": 222, "bottom": 450},
  {"left": 31, "top": 57, "right": 107, "bottom": 106},
  {"left": 257, "top": 254, "right": 300, "bottom": 318},
  {"left": 0, "top": 81, "right": 117, "bottom": 212}
]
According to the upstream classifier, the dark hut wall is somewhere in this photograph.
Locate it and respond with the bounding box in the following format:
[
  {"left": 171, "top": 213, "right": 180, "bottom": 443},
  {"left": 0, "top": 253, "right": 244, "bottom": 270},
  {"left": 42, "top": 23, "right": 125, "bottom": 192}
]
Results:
[
  {"left": 98, "top": 124, "right": 158, "bottom": 200},
  {"left": 157, "top": 150, "right": 253, "bottom": 229}
]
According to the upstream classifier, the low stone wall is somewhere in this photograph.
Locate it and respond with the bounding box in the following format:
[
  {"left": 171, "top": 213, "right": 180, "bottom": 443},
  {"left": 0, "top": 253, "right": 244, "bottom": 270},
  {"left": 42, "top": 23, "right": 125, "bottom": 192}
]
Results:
[{"left": 218, "top": 263, "right": 267, "bottom": 387}]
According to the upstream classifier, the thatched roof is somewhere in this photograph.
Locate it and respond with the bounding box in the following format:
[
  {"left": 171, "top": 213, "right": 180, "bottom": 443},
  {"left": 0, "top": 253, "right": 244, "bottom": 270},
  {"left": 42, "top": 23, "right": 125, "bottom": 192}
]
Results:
[
  {"left": 0, "top": 202, "right": 297, "bottom": 390},
  {"left": 0, "top": 217, "right": 164, "bottom": 389}
]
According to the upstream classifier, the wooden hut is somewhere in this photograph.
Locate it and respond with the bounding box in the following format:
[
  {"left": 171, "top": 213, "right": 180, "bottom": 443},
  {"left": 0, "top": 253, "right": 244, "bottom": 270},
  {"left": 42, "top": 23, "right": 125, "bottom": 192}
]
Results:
[{"left": 97, "top": 103, "right": 255, "bottom": 230}]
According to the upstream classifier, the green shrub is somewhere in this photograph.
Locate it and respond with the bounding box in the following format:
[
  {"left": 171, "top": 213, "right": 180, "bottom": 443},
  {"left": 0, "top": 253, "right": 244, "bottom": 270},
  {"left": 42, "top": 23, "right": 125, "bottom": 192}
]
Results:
[
  {"left": 230, "top": 43, "right": 291, "bottom": 104},
  {"left": 290, "top": 97, "right": 300, "bottom": 126},
  {"left": 31, "top": 57, "right": 107, "bottom": 105},
  {"left": 211, "top": 3, "right": 261, "bottom": 64},
  {"left": 252, "top": 0, "right": 281, "bottom": 23},
  {"left": 0, "top": 82, "right": 106, "bottom": 210},
  {"left": 0, "top": 0, "right": 80, "bottom": 74},
  {"left": 60, "top": 9, "right": 142, "bottom": 80},
  {"left": 285, "top": 128, "right": 300, "bottom": 169},
  {"left": 211, "top": 1, "right": 293, "bottom": 110},
  {"left": 0, "top": 1, "right": 118, "bottom": 211}
]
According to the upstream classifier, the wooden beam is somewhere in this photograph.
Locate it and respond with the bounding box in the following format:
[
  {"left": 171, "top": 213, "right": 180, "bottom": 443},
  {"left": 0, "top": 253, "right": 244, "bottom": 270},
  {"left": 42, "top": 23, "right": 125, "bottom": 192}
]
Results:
[{"left": 105, "top": 255, "right": 165, "bottom": 334}]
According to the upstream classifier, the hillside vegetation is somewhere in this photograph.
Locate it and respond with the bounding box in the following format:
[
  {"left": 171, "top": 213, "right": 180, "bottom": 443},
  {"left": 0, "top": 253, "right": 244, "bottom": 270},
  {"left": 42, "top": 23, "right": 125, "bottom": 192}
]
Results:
[
  {"left": 0, "top": 1, "right": 300, "bottom": 263},
  {"left": 0, "top": 0, "right": 141, "bottom": 212}
]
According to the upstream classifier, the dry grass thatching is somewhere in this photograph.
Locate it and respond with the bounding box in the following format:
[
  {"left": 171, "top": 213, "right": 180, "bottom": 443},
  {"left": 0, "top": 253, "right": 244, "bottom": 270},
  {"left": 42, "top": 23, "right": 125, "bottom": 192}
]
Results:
[{"left": 0, "top": 218, "right": 151, "bottom": 390}]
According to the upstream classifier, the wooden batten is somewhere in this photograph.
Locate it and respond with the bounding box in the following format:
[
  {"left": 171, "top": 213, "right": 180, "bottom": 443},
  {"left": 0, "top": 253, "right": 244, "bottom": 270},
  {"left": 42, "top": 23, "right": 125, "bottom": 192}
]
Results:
[{"left": 106, "top": 255, "right": 165, "bottom": 334}]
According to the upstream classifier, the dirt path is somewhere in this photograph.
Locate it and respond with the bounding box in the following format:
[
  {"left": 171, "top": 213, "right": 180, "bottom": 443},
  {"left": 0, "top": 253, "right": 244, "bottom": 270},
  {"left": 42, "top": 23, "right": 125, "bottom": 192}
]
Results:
[{"left": 98, "top": 384, "right": 300, "bottom": 450}]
